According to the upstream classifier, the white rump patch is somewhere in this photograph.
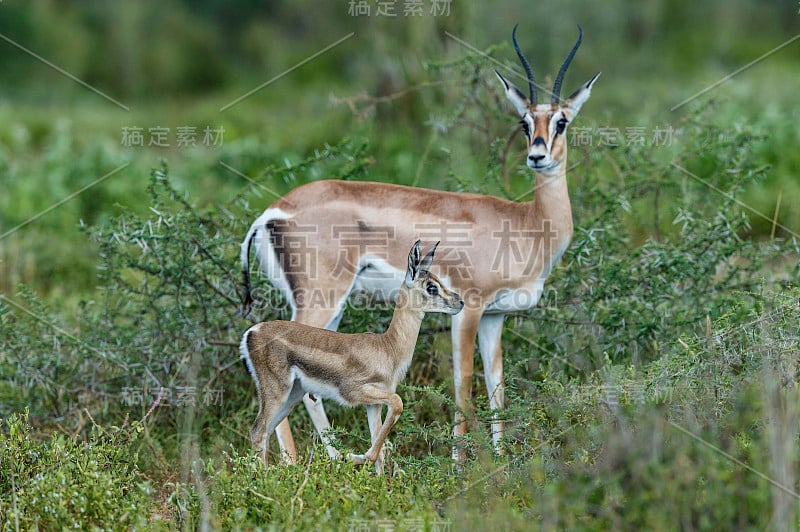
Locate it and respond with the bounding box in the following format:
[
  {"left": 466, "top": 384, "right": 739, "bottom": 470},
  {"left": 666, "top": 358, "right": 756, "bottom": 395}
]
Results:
[
  {"left": 240, "top": 326, "right": 261, "bottom": 399},
  {"left": 244, "top": 208, "right": 297, "bottom": 318}
]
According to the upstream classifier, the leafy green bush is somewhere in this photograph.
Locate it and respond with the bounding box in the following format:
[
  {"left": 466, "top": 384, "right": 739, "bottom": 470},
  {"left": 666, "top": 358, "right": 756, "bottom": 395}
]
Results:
[
  {"left": 0, "top": 412, "right": 154, "bottom": 529},
  {"left": 447, "top": 288, "right": 800, "bottom": 529}
]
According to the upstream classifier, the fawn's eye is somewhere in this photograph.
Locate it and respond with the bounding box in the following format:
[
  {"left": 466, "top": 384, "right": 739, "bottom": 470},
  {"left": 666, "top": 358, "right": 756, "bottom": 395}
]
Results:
[
  {"left": 519, "top": 119, "right": 530, "bottom": 136},
  {"left": 426, "top": 283, "right": 439, "bottom": 296},
  {"left": 556, "top": 117, "right": 568, "bottom": 135}
]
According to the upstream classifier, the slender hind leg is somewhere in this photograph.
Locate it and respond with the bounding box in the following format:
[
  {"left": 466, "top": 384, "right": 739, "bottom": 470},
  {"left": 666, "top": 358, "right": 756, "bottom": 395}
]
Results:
[
  {"left": 303, "top": 393, "right": 340, "bottom": 459},
  {"left": 250, "top": 416, "right": 271, "bottom": 466},
  {"left": 254, "top": 380, "right": 305, "bottom": 466},
  {"left": 478, "top": 313, "right": 506, "bottom": 452},
  {"left": 274, "top": 420, "right": 297, "bottom": 464}
]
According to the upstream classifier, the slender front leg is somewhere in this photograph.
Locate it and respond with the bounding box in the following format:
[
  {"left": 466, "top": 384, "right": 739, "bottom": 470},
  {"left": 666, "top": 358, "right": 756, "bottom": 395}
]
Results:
[
  {"left": 478, "top": 313, "right": 506, "bottom": 452},
  {"left": 303, "top": 394, "right": 342, "bottom": 460},
  {"left": 451, "top": 308, "right": 482, "bottom": 462},
  {"left": 366, "top": 404, "right": 385, "bottom": 474},
  {"left": 348, "top": 387, "right": 403, "bottom": 468},
  {"left": 363, "top": 395, "right": 402, "bottom": 464}
]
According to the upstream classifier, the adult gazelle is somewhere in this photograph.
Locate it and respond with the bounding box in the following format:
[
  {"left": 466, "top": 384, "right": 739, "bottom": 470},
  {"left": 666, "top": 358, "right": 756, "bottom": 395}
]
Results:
[{"left": 241, "top": 25, "right": 599, "bottom": 462}]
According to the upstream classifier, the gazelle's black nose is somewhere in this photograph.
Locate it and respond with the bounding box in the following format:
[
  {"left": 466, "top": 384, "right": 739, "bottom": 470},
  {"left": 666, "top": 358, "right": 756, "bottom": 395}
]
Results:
[{"left": 528, "top": 154, "right": 546, "bottom": 164}]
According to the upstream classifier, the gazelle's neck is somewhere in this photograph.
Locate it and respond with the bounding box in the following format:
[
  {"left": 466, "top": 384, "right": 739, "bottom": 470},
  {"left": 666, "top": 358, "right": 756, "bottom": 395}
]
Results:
[{"left": 527, "top": 160, "right": 573, "bottom": 237}]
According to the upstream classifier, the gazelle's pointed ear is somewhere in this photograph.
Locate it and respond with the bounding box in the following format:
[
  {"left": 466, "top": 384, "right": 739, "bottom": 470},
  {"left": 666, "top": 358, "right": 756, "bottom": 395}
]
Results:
[
  {"left": 405, "top": 240, "right": 422, "bottom": 286},
  {"left": 564, "top": 72, "right": 601, "bottom": 116},
  {"left": 418, "top": 241, "right": 439, "bottom": 273},
  {"left": 495, "top": 70, "right": 530, "bottom": 117}
]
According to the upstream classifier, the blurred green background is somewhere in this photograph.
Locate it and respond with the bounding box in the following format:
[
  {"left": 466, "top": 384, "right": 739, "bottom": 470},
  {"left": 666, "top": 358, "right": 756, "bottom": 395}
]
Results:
[{"left": 1, "top": 0, "right": 798, "bottom": 302}]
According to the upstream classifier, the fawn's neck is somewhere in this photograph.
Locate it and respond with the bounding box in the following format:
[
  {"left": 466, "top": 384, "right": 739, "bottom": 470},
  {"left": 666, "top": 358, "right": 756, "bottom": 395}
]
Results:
[{"left": 381, "top": 285, "right": 425, "bottom": 376}]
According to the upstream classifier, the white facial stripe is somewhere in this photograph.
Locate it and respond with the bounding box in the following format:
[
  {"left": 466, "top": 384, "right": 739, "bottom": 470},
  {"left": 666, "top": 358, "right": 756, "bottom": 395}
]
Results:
[
  {"left": 521, "top": 115, "right": 534, "bottom": 139},
  {"left": 549, "top": 111, "right": 569, "bottom": 148},
  {"left": 548, "top": 112, "right": 558, "bottom": 141}
]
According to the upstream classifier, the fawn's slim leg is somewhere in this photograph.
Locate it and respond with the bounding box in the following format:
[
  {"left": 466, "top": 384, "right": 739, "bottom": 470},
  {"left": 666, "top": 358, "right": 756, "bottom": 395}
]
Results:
[
  {"left": 255, "top": 379, "right": 305, "bottom": 466},
  {"left": 348, "top": 386, "right": 403, "bottom": 466},
  {"left": 367, "top": 404, "right": 385, "bottom": 474}
]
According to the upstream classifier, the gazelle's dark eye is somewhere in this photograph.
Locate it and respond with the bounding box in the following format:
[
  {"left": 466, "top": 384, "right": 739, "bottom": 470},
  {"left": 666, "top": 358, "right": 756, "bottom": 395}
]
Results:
[
  {"left": 556, "top": 118, "right": 568, "bottom": 135},
  {"left": 519, "top": 119, "right": 530, "bottom": 136},
  {"left": 426, "top": 283, "right": 439, "bottom": 296}
]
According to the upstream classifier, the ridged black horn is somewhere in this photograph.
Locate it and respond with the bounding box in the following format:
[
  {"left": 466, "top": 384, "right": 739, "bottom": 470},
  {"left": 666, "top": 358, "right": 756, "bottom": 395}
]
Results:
[
  {"left": 512, "top": 24, "right": 536, "bottom": 104},
  {"left": 551, "top": 26, "right": 583, "bottom": 104}
]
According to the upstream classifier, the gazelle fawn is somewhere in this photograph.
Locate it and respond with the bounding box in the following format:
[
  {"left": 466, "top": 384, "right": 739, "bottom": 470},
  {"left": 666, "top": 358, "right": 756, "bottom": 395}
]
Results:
[{"left": 241, "top": 241, "right": 463, "bottom": 471}]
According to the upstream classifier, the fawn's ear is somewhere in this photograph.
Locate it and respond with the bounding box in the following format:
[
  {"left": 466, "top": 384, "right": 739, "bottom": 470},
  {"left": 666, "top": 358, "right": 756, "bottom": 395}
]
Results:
[
  {"left": 418, "top": 241, "right": 439, "bottom": 273},
  {"left": 405, "top": 240, "right": 422, "bottom": 286}
]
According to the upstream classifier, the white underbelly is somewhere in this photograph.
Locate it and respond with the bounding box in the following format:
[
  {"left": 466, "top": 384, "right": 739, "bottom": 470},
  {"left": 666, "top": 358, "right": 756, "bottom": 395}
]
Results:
[
  {"left": 345, "top": 254, "right": 550, "bottom": 314},
  {"left": 483, "top": 279, "right": 545, "bottom": 313},
  {"left": 292, "top": 367, "right": 352, "bottom": 406},
  {"left": 351, "top": 255, "right": 406, "bottom": 301}
]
